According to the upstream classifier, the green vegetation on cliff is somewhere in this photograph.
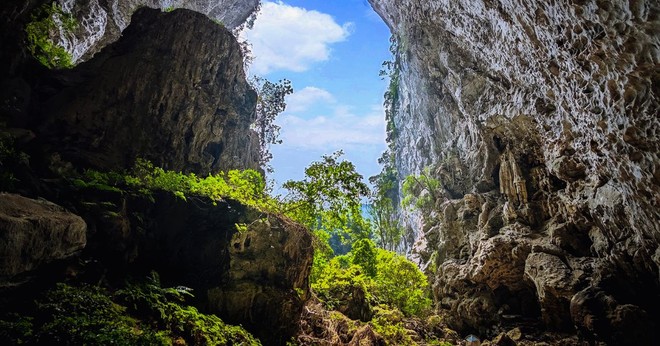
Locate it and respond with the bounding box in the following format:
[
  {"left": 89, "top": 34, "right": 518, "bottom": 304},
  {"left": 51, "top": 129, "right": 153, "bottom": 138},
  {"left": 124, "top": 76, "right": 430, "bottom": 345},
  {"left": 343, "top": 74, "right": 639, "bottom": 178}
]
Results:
[
  {"left": 252, "top": 77, "right": 294, "bottom": 171},
  {"left": 380, "top": 35, "right": 401, "bottom": 145},
  {"left": 25, "top": 2, "right": 75, "bottom": 69},
  {"left": 73, "top": 159, "right": 275, "bottom": 211},
  {"left": 4, "top": 148, "right": 438, "bottom": 345},
  {"left": 401, "top": 165, "right": 442, "bottom": 214}
]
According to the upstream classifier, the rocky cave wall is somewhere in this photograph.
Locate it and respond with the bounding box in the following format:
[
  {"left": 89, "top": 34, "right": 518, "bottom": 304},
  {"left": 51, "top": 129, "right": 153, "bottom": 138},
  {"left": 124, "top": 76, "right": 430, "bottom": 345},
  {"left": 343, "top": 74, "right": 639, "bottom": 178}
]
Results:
[
  {"left": 0, "top": 4, "right": 312, "bottom": 344},
  {"left": 39, "top": 8, "right": 261, "bottom": 174},
  {"left": 55, "top": 0, "right": 260, "bottom": 62},
  {"left": 369, "top": 0, "right": 659, "bottom": 343},
  {"left": 2, "top": 6, "right": 261, "bottom": 175}
]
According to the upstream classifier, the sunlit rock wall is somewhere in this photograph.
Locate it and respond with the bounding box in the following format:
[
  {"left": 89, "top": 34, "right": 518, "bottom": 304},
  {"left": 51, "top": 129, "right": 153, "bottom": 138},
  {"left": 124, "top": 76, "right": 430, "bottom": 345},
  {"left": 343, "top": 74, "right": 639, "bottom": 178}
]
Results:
[
  {"left": 55, "top": 0, "right": 259, "bottom": 62},
  {"left": 369, "top": 0, "right": 659, "bottom": 343}
]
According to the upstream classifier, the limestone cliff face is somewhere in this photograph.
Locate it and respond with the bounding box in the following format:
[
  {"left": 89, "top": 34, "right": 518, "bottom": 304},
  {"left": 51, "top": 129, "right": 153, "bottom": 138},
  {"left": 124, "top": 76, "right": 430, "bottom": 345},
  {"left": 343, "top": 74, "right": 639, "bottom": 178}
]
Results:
[
  {"left": 369, "top": 0, "right": 659, "bottom": 343},
  {"left": 38, "top": 8, "right": 260, "bottom": 174},
  {"left": 56, "top": 0, "right": 259, "bottom": 62}
]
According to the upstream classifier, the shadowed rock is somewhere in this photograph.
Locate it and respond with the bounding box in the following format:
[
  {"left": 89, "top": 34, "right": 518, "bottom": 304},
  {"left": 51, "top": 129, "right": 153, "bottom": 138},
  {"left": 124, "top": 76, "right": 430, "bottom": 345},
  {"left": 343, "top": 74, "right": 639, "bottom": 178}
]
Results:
[
  {"left": 0, "top": 193, "right": 86, "bottom": 287},
  {"left": 37, "top": 8, "right": 260, "bottom": 175}
]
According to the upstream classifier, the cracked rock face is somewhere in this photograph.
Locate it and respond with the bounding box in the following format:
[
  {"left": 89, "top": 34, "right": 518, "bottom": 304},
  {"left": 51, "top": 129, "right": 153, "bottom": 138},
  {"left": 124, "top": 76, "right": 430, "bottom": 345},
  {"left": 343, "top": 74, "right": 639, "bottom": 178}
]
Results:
[
  {"left": 369, "top": 0, "right": 659, "bottom": 343},
  {"left": 56, "top": 0, "right": 259, "bottom": 62},
  {"left": 38, "top": 8, "right": 260, "bottom": 174}
]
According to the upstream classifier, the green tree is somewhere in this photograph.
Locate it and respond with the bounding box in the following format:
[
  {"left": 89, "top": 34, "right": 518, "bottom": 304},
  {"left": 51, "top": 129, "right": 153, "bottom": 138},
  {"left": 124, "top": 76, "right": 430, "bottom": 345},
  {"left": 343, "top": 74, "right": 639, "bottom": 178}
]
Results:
[
  {"left": 251, "top": 77, "right": 293, "bottom": 171},
  {"left": 283, "top": 151, "right": 371, "bottom": 284},
  {"left": 369, "top": 151, "right": 403, "bottom": 251},
  {"left": 282, "top": 150, "right": 370, "bottom": 241},
  {"left": 401, "top": 165, "right": 442, "bottom": 214},
  {"left": 374, "top": 249, "right": 431, "bottom": 316},
  {"left": 369, "top": 196, "right": 403, "bottom": 251},
  {"left": 351, "top": 238, "right": 377, "bottom": 277}
]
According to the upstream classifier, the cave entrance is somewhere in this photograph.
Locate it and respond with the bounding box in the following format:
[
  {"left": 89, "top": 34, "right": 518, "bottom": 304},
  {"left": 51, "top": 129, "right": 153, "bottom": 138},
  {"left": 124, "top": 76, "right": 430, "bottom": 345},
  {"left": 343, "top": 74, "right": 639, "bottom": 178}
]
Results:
[{"left": 240, "top": 0, "right": 392, "bottom": 192}]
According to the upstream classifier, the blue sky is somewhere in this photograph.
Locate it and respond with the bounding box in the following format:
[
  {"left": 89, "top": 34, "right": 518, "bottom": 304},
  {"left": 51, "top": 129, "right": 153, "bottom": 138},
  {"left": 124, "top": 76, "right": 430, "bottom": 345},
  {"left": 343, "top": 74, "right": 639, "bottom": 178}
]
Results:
[{"left": 241, "top": 0, "right": 391, "bottom": 193}]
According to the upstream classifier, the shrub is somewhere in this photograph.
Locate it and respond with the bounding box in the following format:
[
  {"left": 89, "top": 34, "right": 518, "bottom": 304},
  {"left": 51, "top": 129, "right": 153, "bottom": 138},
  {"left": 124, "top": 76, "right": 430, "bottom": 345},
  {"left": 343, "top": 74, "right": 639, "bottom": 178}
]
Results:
[
  {"left": 312, "top": 262, "right": 375, "bottom": 313},
  {"left": 351, "top": 238, "right": 378, "bottom": 277},
  {"left": 312, "top": 244, "right": 431, "bottom": 319},
  {"left": 370, "top": 305, "right": 415, "bottom": 346},
  {"left": 28, "top": 283, "right": 167, "bottom": 345},
  {"left": 374, "top": 249, "right": 432, "bottom": 316},
  {"left": 25, "top": 3, "right": 75, "bottom": 69},
  {"left": 116, "top": 272, "right": 261, "bottom": 345},
  {"left": 0, "top": 275, "right": 261, "bottom": 345}
]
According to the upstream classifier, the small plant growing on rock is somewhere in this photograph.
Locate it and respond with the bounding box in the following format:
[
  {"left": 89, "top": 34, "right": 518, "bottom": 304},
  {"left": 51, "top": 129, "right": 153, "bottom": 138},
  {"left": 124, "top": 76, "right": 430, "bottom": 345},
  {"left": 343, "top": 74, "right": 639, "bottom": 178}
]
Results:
[
  {"left": 25, "top": 2, "right": 76, "bottom": 69},
  {"left": 0, "top": 274, "right": 261, "bottom": 345}
]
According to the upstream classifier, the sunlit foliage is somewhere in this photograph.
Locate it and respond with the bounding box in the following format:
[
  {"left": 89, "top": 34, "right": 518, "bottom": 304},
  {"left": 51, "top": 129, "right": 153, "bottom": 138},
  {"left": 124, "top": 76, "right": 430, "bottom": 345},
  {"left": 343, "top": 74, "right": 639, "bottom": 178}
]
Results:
[{"left": 25, "top": 2, "right": 76, "bottom": 69}]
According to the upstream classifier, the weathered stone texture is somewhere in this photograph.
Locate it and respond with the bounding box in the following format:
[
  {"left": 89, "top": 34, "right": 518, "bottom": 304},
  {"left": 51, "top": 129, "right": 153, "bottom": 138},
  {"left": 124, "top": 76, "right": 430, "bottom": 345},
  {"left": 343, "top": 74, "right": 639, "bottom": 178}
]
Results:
[
  {"left": 39, "top": 8, "right": 260, "bottom": 174},
  {"left": 34, "top": 187, "right": 313, "bottom": 345},
  {"left": 369, "top": 0, "right": 659, "bottom": 342},
  {"left": 148, "top": 197, "right": 312, "bottom": 345},
  {"left": 0, "top": 193, "right": 86, "bottom": 286},
  {"left": 56, "top": 0, "right": 259, "bottom": 62},
  {"left": 208, "top": 216, "right": 313, "bottom": 344}
]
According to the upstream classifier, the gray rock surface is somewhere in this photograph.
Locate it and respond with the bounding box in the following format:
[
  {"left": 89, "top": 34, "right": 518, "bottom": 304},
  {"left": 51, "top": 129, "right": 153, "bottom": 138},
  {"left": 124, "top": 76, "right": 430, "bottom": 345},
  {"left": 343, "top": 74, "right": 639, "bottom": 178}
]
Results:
[
  {"left": 39, "top": 8, "right": 260, "bottom": 174},
  {"left": 56, "top": 0, "right": 259, "bottom": 62},
  {"left": 89, "top": 190, "right": 313, "bottom": 345},
  {"left": 208, "top": 214, "right": 313, "bottom": 344},
  {"left": 0, "top": 193, "right": 86, "bottom": 286},
  {"left": 369, "top": 0, "right": 659, "bottom": 342}
]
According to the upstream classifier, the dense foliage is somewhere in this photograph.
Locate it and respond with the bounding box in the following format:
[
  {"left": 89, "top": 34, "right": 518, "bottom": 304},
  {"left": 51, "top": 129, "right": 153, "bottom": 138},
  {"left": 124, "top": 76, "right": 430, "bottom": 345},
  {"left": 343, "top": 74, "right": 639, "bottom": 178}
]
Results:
[
  {"left": 63, "top": 156, "right": 438, "bottom": 344},
  {"left": 0, "top": 273, "right": 260, "bottom": 345},
  {"left": 282, "top": 151, "right": 370, "bottom": 240},
  {"left": 25, "top": 2, "right": 75, "bottom": 69},
  {"left": 73, "top": 159, "right": 277, "bottom": 211},
  {"left": 312, "top": 239, "right": 431, "bottom": 318}
]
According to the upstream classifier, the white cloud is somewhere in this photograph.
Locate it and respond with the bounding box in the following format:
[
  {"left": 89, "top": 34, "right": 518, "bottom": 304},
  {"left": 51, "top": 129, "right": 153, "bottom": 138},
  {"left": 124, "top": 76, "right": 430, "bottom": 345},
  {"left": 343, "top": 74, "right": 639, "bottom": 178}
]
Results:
[
  {"left": 285, "top": 86, "right": 335, "bottom": 113},
  {"left": 242, "top": 1, "right": 352, "bottom": 74},
  {"left": 277, "top": 103, "right": 386, "bottom": 150}
]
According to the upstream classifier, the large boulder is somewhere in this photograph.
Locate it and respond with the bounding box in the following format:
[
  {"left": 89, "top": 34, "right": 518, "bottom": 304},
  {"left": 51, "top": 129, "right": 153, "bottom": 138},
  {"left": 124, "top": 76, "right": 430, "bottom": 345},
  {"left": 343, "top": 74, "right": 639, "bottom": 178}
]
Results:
[
  {"left": 141, "top": 195, "right": 313, "bottom": 345},
  {"left": 35, "top": 8, "right": 260, "bottom": 175},
  {"left": 208, "top": 214, "right": 313, "bottom": 344},
  {"left": 69, "top": 189, "right": 313, "bottom": 345},
  {"left": 0, "top": 193, "right": 86, "bottom": 287}
]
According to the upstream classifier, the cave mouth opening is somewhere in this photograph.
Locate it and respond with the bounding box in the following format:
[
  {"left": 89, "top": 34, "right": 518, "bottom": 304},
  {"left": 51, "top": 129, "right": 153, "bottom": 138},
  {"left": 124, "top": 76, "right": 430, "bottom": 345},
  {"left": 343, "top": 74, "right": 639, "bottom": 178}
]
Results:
[{"left": 239, "top": 0, "right": 393, "bottom": 193}]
